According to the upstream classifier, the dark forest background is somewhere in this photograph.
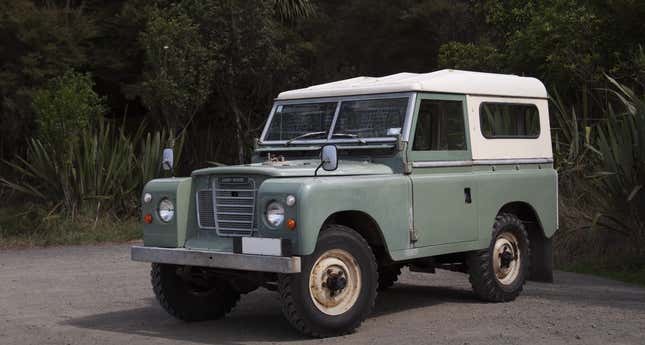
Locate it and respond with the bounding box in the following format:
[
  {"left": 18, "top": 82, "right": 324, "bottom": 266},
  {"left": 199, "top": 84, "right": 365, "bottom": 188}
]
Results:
[{"left": 0, "top": 0, "right": 644, "bottom": 279}]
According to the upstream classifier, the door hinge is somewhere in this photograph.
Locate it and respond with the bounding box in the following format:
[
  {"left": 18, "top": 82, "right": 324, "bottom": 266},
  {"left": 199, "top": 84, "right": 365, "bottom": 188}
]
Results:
[{"left": 409, "top": 228, "right": 419, "bottom": 243}]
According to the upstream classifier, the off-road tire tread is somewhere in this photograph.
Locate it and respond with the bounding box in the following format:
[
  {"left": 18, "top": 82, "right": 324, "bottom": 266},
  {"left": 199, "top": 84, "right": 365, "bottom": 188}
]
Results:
[
  {"left": 468, "top": 213, "right": 530, "bottom": 302},
  {"left": 278, "top": 225, "right": 378, "bottom": 337},
  {"left": 151, "top": 263, "right": 240, "bottom": 322}
]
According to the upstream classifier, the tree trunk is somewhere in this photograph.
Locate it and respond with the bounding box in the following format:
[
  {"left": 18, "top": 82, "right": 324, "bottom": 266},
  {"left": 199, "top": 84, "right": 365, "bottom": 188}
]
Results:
[{"left": 231, "top": 101, "right": 245, "bottom": 164}]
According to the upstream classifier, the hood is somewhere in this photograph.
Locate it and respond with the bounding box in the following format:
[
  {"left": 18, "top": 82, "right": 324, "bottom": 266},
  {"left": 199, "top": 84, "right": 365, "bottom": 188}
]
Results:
[{"left": 191, "top": 159, "right": 395, "bottom": 178}]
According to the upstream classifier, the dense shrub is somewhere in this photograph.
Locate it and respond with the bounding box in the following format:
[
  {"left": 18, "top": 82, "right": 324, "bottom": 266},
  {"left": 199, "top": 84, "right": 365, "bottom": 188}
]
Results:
[{"left": 32, "top": 70, "right": 106, "bottom": 149}]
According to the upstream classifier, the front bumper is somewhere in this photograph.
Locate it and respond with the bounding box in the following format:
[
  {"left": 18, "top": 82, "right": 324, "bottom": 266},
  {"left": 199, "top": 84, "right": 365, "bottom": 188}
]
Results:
[{"left": 131, "top": 246, "right": 301, "bottom": 273}]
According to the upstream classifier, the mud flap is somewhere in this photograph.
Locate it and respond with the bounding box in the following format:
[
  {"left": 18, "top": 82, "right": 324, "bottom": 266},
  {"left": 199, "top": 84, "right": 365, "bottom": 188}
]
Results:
[{"left": 528, "top": 235, "right": 554, "bottom": 283}]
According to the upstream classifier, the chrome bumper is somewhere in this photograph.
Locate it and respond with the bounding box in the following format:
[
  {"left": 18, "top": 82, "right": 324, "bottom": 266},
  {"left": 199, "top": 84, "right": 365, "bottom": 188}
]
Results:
[{"left": 131, "top": 246, "right": 301, "bottom": 273}]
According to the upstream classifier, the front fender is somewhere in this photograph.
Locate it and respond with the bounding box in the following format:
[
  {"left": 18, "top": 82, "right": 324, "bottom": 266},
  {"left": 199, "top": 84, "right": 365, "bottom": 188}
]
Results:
[
  {"left": 257, "top": 175, "right": 412, "bottom": 256},
  {"left": 141, "top": 177, "right": 192, "bottom": 247}
]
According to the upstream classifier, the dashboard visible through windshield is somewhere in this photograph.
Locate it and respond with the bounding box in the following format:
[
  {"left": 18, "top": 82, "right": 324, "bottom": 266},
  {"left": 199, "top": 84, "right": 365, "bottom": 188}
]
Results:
[{"left": 262, "top": 96, "right": 410, "bottom": 143}]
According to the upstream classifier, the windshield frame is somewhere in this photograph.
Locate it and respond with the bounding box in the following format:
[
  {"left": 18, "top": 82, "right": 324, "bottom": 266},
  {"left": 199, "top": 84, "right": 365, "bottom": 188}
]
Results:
[{"left": 259, "top": 92, "right": 417, "bottom": 145}]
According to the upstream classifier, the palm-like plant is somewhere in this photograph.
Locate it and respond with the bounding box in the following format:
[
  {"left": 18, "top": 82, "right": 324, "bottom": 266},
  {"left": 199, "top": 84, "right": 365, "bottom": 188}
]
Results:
[
  {"left": 273, "top": 0, "right": 314, "bottom": 21},
  {"left": 0, "top": 119, "right": 178, "bottom": 218},
  {"left": 588, "top": 77, "right": 645, "bottom": 253}
]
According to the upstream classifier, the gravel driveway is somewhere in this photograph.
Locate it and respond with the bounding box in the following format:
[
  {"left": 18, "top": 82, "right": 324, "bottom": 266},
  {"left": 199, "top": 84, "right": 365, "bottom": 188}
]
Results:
[{"left": 1, "top": 243, "right": 644, "bottom": 345}]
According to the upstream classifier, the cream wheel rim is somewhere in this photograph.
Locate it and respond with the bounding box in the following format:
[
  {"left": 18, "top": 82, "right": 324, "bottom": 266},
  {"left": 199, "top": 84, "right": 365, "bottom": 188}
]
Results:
[
  {"left": 308, "top": 249, "right": 361, "bottom": 316},
  {"left": 493, "top": 232, "right": 521, "bottom": 285}
]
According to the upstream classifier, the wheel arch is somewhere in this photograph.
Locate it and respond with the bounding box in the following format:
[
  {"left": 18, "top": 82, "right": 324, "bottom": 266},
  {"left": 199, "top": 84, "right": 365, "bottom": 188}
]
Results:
[
  {"left": 498, "top": 201, "right": 545, "bottom": 236},
  {"left": 321, "top": 210, "right": 393, "bottom": 263},
  {"left": 497, "top": 201, "right": 554, "bottom": 283}
]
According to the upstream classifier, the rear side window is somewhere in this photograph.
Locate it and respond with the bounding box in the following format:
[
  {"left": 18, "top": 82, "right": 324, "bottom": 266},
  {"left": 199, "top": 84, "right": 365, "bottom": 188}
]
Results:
[{"left": 480, "top": 103, "right": 540, "bottom": 138}]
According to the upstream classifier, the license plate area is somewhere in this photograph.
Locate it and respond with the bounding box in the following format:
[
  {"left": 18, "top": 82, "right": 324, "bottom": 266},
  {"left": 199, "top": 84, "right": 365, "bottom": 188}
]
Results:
[{"left": 234, "top": 237, "right": 291, "bottom": 256}]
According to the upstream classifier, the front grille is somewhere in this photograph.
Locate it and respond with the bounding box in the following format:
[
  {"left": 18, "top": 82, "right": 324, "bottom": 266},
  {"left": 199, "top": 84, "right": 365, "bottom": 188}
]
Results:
[
  {"left": 196, "top": 190, "right": 216, "bottom": 229},
  {"left": 196, "top": 176, "right": 256, "bottom": 237}
]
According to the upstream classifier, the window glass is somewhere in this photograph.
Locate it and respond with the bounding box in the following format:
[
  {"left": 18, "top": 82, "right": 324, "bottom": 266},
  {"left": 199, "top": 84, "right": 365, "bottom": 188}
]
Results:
[
  {"left": 412, "top": 99, "right": 466, "bottom": 151},
  {"left": 332, "top": 98, "right": 408, "bottom": 139},
  {"left": 480, "top": 103, "right": 540, "bottom": 138},
  {"left": 265, "top": 102, "right": 337, "bottom": 141}
]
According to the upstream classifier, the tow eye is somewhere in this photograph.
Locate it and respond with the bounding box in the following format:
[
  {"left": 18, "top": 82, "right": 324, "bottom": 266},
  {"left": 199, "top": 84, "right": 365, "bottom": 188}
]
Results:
[{"left": 323, "top": 269, "right": 347, "bottom": 296}]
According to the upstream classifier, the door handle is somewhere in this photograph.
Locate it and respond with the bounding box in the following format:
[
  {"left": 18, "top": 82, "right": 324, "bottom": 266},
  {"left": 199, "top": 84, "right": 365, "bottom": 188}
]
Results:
[{"left": 464, "top": 187, "right": 472, "bottom": 204}]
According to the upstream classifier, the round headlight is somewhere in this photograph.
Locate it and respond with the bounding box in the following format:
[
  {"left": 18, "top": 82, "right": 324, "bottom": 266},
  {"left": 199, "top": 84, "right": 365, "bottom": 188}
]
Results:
[
  {"left": 266, "top": 201, "right": 285, "bottom": 227},
  {"left": 158, "top": 198, "right": 175, "bottom": 223}
]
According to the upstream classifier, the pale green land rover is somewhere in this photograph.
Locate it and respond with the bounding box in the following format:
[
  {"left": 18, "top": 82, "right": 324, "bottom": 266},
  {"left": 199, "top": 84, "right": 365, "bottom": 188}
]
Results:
[{"left": 132, "top": 69, "right": 558, "bottom": 337}]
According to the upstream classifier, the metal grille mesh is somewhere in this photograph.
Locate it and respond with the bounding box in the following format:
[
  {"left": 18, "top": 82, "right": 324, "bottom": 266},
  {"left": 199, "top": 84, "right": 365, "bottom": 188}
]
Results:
[
  {"left": 196, "top": 176, "right": 256, "bottom": 236},
  {"left": 196, "top": 190, "right": 216, "bottom": 228}
]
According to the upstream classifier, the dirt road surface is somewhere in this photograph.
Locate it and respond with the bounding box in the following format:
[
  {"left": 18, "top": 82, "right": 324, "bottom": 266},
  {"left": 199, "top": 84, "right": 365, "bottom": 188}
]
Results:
[{"left": 1, "top": 243, "right": 644, "bottom": 345}]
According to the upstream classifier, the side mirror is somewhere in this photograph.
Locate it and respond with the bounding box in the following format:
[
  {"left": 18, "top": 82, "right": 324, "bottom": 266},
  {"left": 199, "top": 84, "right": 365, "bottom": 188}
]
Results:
[
  {"left": 315, "top": 145, "right": 338, "bottom": 176},
  {"left": 162, "top": 148, "right": 174, "bottom": 171},
  {"left": 321, "top": 144, "right": 338, "bottom": 171}
]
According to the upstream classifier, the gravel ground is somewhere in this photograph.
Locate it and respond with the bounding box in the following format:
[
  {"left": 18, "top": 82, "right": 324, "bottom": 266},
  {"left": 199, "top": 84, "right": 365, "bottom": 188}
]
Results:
[{"left": 1, "top": 243, "right": 644, "bottom": 345}]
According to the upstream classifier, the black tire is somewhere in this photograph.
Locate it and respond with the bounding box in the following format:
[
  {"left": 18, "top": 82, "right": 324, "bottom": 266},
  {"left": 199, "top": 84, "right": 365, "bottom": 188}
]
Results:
[
  {"left": 278, "top": 224, "right": 378, "bottom": 337},
  {"left": 377, "top": 265, "right": 401, "bottom": 291},
  {"left": 151, "top": 263, "right": 240, "bottom": 321},
  {"left": 468, "top": 213, "right": 530, "bottom": 302}
]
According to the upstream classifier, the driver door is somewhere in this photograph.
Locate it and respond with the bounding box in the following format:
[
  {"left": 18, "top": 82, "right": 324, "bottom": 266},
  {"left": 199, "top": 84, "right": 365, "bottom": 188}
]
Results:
[{"left": 408, "top": 94, "right": 478, "bottom": 247}]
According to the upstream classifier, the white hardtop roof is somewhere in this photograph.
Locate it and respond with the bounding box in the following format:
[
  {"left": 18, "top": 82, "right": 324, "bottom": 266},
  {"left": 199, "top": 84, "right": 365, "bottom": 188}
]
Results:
[{"left": 277, "top": 69, "right": 547, "bottom": 100}]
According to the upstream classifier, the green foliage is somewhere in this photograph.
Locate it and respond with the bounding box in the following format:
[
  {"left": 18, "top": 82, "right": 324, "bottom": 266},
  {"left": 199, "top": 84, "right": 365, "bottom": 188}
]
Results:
[
  {"left": 133, "top": 5, "right": 215, "bottom": 130},
  {"left": 32, "top": 70, "right": 106, "bottom": 147},
  {"left": 551, "top": 89, "right": 595, "bottom": 182},
  {"left": 0, "top": 205, "right": 140, "bottom": 248},
  {"left": 438, "top": 42, "right": 503, "bottom": 72},
  {"left": 563, "top": 258, "right": 645, "bottom": 287},
  {"left": 0, "top": 0, "right": 96, "bottom": 160},
  {"left": 441, "top": 0, "right": 645, "bottom": 100},
  {"left": 588, "top": 78, "right": 645, "bottom": 251},
  {"left": 274, "top": 0, "right": 314, "bottom": 21},
  {"left": 1, "top": 118, "right": 177, "bottom": 217}
]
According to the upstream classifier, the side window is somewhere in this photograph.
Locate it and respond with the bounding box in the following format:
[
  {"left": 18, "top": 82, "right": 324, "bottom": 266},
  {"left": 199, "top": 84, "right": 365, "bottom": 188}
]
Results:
[
  {"left": 412, "top": 99, "right": 466, "bottom": 151},
  {"left": 480, "top": 103, "right": 540, "bottom": 138}
]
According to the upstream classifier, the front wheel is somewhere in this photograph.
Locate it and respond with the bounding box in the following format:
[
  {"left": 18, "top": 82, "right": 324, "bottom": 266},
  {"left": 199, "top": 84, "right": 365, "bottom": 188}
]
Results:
[
  {"left": 278, "top": 225, "right": 378, "bottom": 337},
  {"left": 468, "top": 213, "right": 530, "bottom": 302},
  {"left": 151, "top": 263, "right": 240, "bottom": 321}
]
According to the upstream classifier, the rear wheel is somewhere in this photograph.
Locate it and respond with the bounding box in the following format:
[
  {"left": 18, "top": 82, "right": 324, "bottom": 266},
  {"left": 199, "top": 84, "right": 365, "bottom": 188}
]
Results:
[
  {"left": 278, "top": 225, "right": 378, "bottom": 337},
  {"left": 468, "top": 213, "right": 530, "bottom": 302},
  {"left": 151, "top": 263, "right": 240, "bottom": 321}
]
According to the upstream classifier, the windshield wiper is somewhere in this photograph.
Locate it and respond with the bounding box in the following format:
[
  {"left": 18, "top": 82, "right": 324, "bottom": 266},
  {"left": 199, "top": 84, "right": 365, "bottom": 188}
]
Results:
[
  {"left": 286, "top": 131, "right": 327, "bottom": 145},
  {"left": 331, "top": 132, "right": 367, "bottom": 144}
]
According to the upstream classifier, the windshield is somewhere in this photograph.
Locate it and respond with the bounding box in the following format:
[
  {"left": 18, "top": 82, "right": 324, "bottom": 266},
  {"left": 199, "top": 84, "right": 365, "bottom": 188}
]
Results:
[
  {"left": 265, "top": 102, "right": 336, "bottom": 141},
  {"left": 263, "top": 97, "right": 409, "bottom": 143}
]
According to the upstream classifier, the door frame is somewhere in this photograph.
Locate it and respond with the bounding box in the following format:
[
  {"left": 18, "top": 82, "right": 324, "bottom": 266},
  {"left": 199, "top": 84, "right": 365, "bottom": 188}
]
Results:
[{"left": 406, "top": 93, "right": 472, "bottom": 162}]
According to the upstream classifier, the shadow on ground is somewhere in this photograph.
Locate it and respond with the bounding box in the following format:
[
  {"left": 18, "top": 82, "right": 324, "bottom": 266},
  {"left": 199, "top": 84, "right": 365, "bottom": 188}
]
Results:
[
  {"left": 64, "top": 284, "right": 476, "bottom": 344},
  {"left": 63, "top": 271, "right": 645, "bottom": 344}
]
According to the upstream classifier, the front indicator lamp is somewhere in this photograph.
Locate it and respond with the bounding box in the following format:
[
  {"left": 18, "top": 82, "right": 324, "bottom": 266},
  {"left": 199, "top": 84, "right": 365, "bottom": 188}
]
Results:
[
  {"left": 143, "top": 214, "right": 153, "bottom": 224},
  {"left": 287, "top": 218, "right": 297, "bottom": 230}
]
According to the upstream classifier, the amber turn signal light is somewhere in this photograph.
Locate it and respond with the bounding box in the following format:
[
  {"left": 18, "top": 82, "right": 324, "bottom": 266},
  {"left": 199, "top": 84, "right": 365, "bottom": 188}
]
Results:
[
  {"left": 286, "top": 218, "right": 296, "bottom": 230},
  {"left": 144, "top": 214, "right": 153, "bottom": 224}
]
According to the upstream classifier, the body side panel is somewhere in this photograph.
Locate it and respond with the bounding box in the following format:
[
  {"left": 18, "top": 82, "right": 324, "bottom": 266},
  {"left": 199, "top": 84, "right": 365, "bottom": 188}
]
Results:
[{"left": 473, "top": 164, "right": 558, "bottom": 243}]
